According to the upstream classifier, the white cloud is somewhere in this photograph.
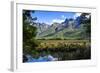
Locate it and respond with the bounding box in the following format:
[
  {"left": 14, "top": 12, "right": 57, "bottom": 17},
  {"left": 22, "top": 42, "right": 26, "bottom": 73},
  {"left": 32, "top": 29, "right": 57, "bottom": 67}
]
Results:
[
  {"left": 52, "top": 19, "right": 64, "bottom": 23},
  {"left": 51, "top": 15, "right": 66, "bottom": 24},
  {"left": 74, "top": 13, "right": 82, "bottom": 19},
  {"left": 45, "top": 22, "right": 52, "bottom": 25},
  {"left": 61, "top": 15, "right": 66, "bottom": 19}
]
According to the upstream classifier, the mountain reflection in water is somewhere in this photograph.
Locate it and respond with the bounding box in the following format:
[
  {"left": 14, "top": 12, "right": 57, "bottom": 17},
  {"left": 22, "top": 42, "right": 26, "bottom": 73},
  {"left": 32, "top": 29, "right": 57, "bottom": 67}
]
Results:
[{"left": 25, "top": 54, "right": 58, "bottom": 62}]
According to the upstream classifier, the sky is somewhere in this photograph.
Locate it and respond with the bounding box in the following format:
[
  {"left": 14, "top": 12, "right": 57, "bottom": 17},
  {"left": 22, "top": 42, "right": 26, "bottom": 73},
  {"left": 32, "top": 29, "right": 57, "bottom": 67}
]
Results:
[{"left": 31, "top": 10, "right": 82, "bottom": 25}]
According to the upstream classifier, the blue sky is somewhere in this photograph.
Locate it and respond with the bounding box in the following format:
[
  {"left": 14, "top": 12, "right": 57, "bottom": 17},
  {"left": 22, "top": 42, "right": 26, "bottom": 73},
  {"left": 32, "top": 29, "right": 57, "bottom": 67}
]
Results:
[{"left": 31, "top": 10, "right": 81, "bottom": 25}]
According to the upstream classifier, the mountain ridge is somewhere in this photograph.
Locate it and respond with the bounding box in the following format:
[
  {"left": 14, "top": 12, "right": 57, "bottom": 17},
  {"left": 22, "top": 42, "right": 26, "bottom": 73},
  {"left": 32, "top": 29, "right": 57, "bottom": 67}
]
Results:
[{"left": 33, "top": 13, "right": 91, "bottom": 40}]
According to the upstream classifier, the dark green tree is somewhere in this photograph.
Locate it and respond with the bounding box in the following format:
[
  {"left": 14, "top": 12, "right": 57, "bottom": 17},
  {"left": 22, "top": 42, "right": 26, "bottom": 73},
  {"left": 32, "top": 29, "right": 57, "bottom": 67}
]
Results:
[
  {"left": 23, "top": 10, "right": 38, "bottom": 57},
  {"left": 80, "top": 13, "right": 91, "bottom": 39}
]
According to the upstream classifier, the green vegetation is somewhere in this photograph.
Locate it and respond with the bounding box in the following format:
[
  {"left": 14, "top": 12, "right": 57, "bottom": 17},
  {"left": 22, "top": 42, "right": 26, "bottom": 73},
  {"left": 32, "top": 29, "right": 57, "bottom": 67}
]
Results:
[
  {"left": 32, "top": 40, "right": 91, "bottom": 60},
  {"left": 23, "top": 10, "right": 39, "bottom": 62}
]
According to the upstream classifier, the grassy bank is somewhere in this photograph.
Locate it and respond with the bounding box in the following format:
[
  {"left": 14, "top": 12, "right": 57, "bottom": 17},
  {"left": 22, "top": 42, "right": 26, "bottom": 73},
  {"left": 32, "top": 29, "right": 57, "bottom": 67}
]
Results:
[{"left": 31, "top": 40, "right": 91, "bottom": 60}]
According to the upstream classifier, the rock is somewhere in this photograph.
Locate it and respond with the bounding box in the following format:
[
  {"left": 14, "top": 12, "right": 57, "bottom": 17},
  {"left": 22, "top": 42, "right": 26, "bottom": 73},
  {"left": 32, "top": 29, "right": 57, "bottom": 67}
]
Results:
[{"left": 47, "top": 55, "right": 58, "bottom": 61}]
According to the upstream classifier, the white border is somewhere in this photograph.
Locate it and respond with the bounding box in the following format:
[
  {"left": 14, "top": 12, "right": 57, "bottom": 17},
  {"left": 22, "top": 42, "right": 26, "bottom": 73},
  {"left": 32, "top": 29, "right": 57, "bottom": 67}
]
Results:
[{"left": 11, "top": 1, "right": 97, "bottom": 71}]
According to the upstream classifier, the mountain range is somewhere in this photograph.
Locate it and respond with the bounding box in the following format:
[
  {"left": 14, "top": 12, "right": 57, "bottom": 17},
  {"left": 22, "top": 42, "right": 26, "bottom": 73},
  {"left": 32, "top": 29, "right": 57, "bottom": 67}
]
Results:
[{"left": 33, "top": 13, "right": 91, "bottom": 40}]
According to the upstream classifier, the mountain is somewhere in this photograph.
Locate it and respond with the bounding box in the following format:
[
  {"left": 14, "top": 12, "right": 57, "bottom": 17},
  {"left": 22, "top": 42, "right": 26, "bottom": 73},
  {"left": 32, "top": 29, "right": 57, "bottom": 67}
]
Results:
[
  {"left": 33, "top": 22, "right": 50, "bottom": 33},
  {"left": 33, "top": 13, "right": 91, "bottom": 40}
]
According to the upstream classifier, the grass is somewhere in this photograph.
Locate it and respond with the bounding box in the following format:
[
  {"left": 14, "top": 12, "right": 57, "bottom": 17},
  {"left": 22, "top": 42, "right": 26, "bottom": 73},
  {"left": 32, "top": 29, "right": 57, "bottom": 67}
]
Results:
[
  {"left": 31, "top": 39, "right": 91, "bottom": 60},
  {"left": 36, "top": 40, "right": 90, "bottom": 49}
]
